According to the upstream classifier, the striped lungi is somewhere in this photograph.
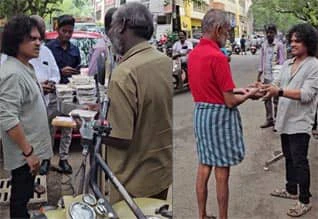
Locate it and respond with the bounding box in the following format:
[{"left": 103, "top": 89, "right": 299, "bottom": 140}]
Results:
[{"left": 193, "top": 102, "right": 245, "bottom": 167}]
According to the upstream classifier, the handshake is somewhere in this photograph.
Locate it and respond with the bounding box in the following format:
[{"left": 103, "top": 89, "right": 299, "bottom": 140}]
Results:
[{"left": 234, "top": 82, "right": 280, "bottom": 100}]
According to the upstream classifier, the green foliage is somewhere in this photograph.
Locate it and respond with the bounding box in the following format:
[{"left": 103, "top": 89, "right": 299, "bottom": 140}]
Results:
[
  {"left": 251, "top": 0, "right": 318, "bottom": 29},
  {"left": 0, "top": 0, "right": 63, "bottom": 18},
  {"left": 52, "top": 0, "right": 93, "bottom": 18}
]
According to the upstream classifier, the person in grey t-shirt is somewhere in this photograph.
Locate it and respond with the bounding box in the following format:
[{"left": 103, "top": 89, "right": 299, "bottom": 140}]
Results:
[
  {"left": 0, "top": 15, "right": 53, "bottom": 219},
  {"left": 262, "top": 23, "right": 318, "bottom": 217}
]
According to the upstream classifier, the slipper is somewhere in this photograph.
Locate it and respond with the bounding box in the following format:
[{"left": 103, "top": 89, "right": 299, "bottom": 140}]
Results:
[
  {"left": 204, "top": 216, "right": 216, "bottom": 219},
  {"left": 287, "top": 201, "right": 312, "bottom": 217},
  {"left": 34, "top": 182, "right": 46, "bottom": 195},
  {"left": 270, "top": 188, "right": 298, "bottom": 200},
  {"left": 312, "top": 129, "right": 318, "bottom": 139}
]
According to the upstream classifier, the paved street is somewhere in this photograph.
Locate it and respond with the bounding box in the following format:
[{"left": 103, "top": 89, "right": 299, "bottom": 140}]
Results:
[{"left": 173, "top": 54, "right": 318, "bottom": 219}]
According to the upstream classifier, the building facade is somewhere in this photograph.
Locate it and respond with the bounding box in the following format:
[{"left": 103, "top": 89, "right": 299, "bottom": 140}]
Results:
[
  {"left": 174, "top": 0, "right": 252, "bottom": 39},
  {"left": 93, "top": 0, "right": 171, "bottom": 39}
]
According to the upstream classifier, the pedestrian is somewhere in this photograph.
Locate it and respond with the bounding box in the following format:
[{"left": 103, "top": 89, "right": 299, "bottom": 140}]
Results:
[
  {"left": 240, "top": 35, "right": 246, "bottom": 55},
  {"left": 0, "top": 15, "right": 53, "bottom": 219},
  {"left": 188, "top": 9, "right": 259, "bottom": 219},
  {"left": 46, "top": 14, "right": 81, "bottom": 174},
  {"left": 263, "top": 23, "right": 318, "bottom": 217},
  {"left": 88, "top": 7, "right": 117, "bottom": 88},
  {"left": 257, "top": 24, "right": 285, "bottom": 128},
  {"left": 102, "top": 2, "right": 172, "bottom": 204},
  {"left": 0, "top": 25, "right": 7, "bottom": 65},
  {"left": 28, "top": 15, "right": 60, "bottom": 183}
]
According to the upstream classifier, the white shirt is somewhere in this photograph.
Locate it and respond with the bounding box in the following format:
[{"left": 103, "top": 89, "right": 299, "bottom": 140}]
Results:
[
  {"left": 30, "top": 44, "right": 60, "bottom": 106},
  {"left": 0, "top": 53, "right": 7, "bottom": 65},
  {"left": 172, "top": 40, "right": 193, "bottom": 63}
]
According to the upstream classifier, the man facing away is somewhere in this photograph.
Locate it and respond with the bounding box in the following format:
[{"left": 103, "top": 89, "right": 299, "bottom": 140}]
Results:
[
  {"left": 102, "top": 2, "right": 172, "bottom": 204},
  {"left": 263, "top": 23, "right": 318, "bottom": 217},
  {"left": 188, "top": 9, "right": 259, "bottom": 219},
  {"left": 0, "top": 15, "right": 53, "bottom": 219},
  {"left": 257, "top": 24, "right": 285, "bottom": 129},
  {"left": 46, "top": 14, "right": 82, "bottom": 174},
  {"left": 88, "top": 7, "right": 117, "bottom": 88}
]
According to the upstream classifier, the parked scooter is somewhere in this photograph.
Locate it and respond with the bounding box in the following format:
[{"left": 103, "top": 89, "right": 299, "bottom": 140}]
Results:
[
  {"left": 250, "top": 45, "right": 257, "bottom": 55},
  {"left": 233, "top": 44, "right": 241, "bottom": 55},
  {"left": 172, "top": 53, "right": 189, "bottom": 93}
]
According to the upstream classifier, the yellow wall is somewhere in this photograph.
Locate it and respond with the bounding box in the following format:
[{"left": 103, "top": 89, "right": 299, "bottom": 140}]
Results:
[
  {"left": 191, "top": 19, "right": 201, "bottom": 28},
  {"left": 180, "top": 16, "right": 192, "bottom": 32}
]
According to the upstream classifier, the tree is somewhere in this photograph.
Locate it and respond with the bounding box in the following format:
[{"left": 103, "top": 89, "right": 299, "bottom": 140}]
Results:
[
  {"left": 0, "top": 0, "right": 63, "bottom": 18},
  {"left": 252, "top": 0, "right": 318, "bottom": 28},
  {"left": 250, "top": 1, "right": 301, "bottom": 32},
  {"left": 52, "top": 0, "right": 94, "bottom": 18}
]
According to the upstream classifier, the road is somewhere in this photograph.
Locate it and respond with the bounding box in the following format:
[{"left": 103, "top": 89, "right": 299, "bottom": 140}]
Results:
[{"left": 173, "top": 54, "right": 318, "bottom": 219}]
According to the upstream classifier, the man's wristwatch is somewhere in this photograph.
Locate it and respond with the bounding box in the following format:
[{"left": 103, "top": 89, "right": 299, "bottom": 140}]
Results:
[
  {"left": 278, "top": 88, "right": 284, "bottom": 97},
  {"left": 22, "top": 146, "right": 33, "bottom": 157}
]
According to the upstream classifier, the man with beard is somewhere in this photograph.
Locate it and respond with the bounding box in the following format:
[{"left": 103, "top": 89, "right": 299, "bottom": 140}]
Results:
[
  {"left": 102, "top": 2, "right": 172, "bottom": 204},
  {"left": 188, "top": 9, "right": 259, "bottom": 219},
  {"left": 46, "top": 15, "right": 81, "bottom": 174},
  {"left": 0, "top": 15, "right": 53, "bottom": 219},
  {"left": 257, "top": 24, "right": 285, "bottom": 129},
  {"left": 263, "top": 23, "right": 318, "bottom": 217}
]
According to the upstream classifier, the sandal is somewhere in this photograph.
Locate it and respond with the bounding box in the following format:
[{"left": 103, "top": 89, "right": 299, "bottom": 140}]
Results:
[
  {"left": 312, "top": 129, "right": 318, "bottom": 139},
  {"left": 287, "top": 201, "right": 312, "bottom": 217},
  {"left": 204, "top": 216, "right": 216, "bottom": 219},
  {"left": 270, "top": 188, "right": 298, "bottom": 200},
  {"left": 34, "top": 182, "right": 46, "bottom": 195}
]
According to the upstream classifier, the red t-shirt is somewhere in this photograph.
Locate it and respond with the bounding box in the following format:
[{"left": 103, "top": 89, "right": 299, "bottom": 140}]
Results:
[{"left": 188, "top": 38, "right": 236, "bottom": 104}]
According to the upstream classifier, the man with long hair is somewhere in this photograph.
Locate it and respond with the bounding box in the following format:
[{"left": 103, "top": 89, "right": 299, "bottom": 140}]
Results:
[{"left": 264, "top": 23, "right": 318, "bottom": 217}]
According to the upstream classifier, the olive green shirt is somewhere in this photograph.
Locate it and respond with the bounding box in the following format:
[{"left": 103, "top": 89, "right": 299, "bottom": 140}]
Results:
[
  {"left": 0, "top": 57, "right": 53, "bottom": 170},
  {"left": 107, "top": 42, "right": 172, "bottom": 203}
]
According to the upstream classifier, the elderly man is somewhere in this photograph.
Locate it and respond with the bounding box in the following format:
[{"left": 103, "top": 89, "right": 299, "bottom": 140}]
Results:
[
  {"left": 264, "top": 23, "right": 318, "bottom": 217},
  {"left": 188, "top": 9, "right": 259, "bottom": 219},
  {"left": 102, "top": 2, "right": 172, "bottom": 204},
  {"left": 0, "top": 15, "right": 53, "bottom": 219},
  {"left": 257, "top": 24, "right": 285, "bottom": 128}
]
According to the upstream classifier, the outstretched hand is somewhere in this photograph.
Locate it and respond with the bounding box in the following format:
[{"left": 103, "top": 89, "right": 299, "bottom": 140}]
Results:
[
  {"left": 247, "top": 82, "right": 266, "bottom": 100},
  {"left": 261, "top": 84, "right": 279, "bottom": 100}
]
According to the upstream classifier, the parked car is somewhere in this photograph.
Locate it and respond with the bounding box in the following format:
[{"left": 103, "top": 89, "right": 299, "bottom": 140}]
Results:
[{"left": 45, "top": 31, "right": 103, "bottom": 67}]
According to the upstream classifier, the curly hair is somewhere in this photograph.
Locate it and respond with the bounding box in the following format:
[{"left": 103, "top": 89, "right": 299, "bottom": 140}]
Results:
[
  {"left": 1, "top": 15, "right": 39, "bottom": 57},
  {"left": 287, "top": 23, "right": 318, "bottom": 57}
]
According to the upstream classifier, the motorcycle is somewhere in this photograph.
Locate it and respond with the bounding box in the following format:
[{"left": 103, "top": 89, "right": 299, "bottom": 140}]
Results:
[
  {"left": 36, "top": 68, "right": 172, "bottom": 219},
  {"left": 172, "top": 53, "right": 189, "bottom": 93},
  {"left": 233, "top": 44, "right": 241, "bottom": 55},
  {"left": 250, "top": 45, "right": 257, "bottom": 55}
]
